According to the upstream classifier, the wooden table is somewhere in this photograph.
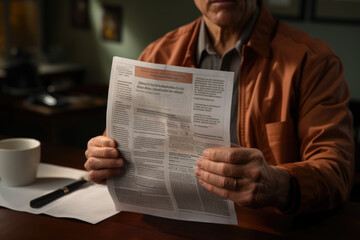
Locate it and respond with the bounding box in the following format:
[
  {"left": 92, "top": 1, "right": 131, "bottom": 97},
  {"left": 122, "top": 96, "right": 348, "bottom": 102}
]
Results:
[{"left": 1, "top": 143, "right": 360, "bottom": 240}]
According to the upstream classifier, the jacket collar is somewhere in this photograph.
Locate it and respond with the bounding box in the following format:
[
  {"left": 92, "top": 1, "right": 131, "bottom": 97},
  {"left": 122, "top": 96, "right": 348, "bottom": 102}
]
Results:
[
  {"left": 182, "top": 18, "right": 202, "bottom": 67},
  {"left": 246, "top": 1, "right": 277, "bottom": 58}
]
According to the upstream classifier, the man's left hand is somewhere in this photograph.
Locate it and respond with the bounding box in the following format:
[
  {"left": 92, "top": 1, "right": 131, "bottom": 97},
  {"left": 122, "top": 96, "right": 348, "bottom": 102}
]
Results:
[{"left": 195, "top": 146, "right": 291, "bottom": 209}]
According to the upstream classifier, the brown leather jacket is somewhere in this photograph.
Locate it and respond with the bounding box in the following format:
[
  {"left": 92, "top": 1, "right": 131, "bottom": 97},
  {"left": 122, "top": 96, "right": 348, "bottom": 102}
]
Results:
[{"left": 138, "top": 3, "right": 354, "bottom": 215}]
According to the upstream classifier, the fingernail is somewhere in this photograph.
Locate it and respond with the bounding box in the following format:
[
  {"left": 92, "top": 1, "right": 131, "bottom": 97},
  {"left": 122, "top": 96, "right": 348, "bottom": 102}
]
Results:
[
  {"left": 195, "top": 168, "right": 202, "bottom": 177},
  {"left": 108, "top": 141, "right": 115, "bottom": 147},
  {"left": 203, "top": 150, "right": 209, "bottom": 157},
  {"left": 197, "top": 159, "right": 203, "bottom": 168},
  {"left": 88, "top": 171, "right": 94, "bottom": 181}
]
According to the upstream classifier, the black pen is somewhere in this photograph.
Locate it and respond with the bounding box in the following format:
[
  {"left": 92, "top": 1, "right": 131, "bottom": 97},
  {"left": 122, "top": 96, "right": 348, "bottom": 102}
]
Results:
[{"left": 30, "top": 178, "right": 88, "bottom": 208}]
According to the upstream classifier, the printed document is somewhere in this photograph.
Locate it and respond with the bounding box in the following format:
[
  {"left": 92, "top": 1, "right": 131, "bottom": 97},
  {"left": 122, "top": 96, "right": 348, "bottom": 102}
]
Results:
[{"left": 106, "top": 56, "right": 237, "bottom": 224}]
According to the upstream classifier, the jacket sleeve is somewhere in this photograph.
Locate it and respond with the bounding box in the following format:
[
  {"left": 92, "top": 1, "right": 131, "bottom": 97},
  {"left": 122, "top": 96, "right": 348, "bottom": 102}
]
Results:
[{"left": 279, "top": 53, "right": 354, "bottom": 214}]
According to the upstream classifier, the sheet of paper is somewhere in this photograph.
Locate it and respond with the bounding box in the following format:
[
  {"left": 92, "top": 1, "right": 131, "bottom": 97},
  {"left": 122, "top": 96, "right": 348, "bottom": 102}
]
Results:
[
  {"left": 106, "top": 56, "right": 237, "bottom": 224},
  {"left": 0, "top": 163, "right": 118, "bottom": 224}
]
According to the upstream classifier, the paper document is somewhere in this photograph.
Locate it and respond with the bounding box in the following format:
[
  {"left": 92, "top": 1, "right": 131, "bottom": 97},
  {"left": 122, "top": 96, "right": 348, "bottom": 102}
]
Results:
[
  {"left": 106, "top": 57, "right": 237, "bottom": 224},
  {"left": 0, "top": 163, "right": 118, "bottom": 224}
]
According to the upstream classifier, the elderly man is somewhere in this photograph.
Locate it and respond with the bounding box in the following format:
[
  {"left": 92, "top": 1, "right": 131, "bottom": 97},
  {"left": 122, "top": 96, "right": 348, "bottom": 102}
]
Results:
[{"left": 84, "top": 0, "right": 354, "bottom": 217}]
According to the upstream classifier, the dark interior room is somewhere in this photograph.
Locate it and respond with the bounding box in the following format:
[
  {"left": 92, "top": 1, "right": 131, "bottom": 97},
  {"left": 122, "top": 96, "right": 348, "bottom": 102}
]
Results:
[{"left": 1, "top": 0, "right": 360, "bottom": 239}]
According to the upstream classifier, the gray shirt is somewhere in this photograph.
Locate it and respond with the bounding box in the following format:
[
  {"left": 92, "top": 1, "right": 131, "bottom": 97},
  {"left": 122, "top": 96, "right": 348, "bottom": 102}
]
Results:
[{"left": 196, "top": 6, "right": 259, "bottom": 144}]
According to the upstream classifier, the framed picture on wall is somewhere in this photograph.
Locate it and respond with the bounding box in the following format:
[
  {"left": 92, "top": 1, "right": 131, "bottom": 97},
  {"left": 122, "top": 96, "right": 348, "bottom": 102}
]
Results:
[
  {"left": 71, "top": 0, "right": 90, "bottom": 29},
  {"left": 263, "top": 0, "right": 305, "bottom": 20},
  {"left": 312, "top": 0, "right": 360, "bottom": 23},
  {"left": 102, "top": 5, "right": 122, "bottom": 42}
]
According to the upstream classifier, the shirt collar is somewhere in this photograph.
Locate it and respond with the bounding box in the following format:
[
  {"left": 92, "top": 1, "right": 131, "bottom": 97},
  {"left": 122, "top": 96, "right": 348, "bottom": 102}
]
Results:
[{"left": 196, "top": 4, "right": 259, "bottom": 65}]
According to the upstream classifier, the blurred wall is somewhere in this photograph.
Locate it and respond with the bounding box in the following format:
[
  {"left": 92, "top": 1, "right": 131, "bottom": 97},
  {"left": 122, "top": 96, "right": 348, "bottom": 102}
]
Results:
[
  {"left": 43, "top": 0, "right": 360, "bottom": 100},
  {"left": 43, "top": 0, "right": 200, "bottom": 84}
]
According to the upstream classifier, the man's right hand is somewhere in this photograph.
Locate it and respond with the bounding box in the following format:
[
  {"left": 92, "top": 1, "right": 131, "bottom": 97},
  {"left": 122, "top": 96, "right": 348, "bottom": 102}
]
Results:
[{"left": 84, "top": 136, "right": 124, "bottom": 184}]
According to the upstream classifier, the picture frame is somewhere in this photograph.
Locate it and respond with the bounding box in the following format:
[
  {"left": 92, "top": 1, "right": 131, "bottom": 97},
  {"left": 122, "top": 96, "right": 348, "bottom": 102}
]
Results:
[
  {"left": 263, "top": 0, "right": 305, "bottom": 20},
  {"left": 311, "top": 0, "right": 360, "bottom": 24},
  {"left": 102, "top": 5, "right": 122, "bottom": 42},
  {"left": 71, "top": 0, "right": 90, "bottom": 29}
]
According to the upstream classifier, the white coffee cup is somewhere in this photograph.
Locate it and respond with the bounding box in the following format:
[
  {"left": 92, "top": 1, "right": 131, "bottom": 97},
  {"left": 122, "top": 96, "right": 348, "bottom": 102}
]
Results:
[{"left": 0, "top": 138, "right": 41, "bottom": 187}]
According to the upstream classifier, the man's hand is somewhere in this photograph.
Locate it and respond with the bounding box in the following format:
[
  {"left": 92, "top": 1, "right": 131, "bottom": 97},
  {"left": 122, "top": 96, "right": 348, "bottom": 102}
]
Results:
[
  {"left": 195, "top": 146, "right": 291, "bottom": 210},
  {"left": 84, "top": 136, "right": 124, "bottom": 184}
]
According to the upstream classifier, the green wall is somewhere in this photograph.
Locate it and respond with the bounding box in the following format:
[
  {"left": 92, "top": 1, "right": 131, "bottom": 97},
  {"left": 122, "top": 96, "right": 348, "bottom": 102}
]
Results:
[
  {"left": 43, "top": 0, "right": 200, "bottom": 84},
  {"left": 44, "top": 0, "right": 360, "bottom": 100}
]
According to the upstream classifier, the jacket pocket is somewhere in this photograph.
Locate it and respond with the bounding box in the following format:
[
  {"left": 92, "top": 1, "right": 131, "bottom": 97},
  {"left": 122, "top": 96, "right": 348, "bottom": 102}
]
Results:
[{"left": 265, "top": 120, "right": 299, "bottom": 164}]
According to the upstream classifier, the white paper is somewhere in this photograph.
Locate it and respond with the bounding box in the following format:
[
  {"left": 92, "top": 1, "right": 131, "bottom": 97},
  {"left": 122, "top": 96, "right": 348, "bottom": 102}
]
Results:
[
  {"left": 106, "top": 57, "right": 237, "bottom": 224},
  {"left": 0, "top": 163, "right": 118, "bottom": 224}
]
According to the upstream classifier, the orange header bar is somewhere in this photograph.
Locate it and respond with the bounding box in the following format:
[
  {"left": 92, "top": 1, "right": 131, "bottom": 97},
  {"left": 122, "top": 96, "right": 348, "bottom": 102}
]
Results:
[{"left": 135, "top": 66, "right": 193, "bottom": 84}]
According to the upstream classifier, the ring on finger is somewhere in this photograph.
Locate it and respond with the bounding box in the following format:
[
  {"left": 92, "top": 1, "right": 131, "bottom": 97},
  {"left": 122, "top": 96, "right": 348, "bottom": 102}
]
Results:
[{"left": 234, "top": 178, "right": 237, "bottom": 190}]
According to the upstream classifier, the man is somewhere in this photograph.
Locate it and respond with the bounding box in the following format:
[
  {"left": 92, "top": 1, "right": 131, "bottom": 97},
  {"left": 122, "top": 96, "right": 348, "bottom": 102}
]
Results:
[{"left": 84, "top": 0, "right": 354, "bottom": 217}]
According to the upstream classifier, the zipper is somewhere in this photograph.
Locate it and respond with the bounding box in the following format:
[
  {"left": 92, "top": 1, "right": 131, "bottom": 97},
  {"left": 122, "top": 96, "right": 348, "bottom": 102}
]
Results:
[{"left": 238, "top": 47, "right": 246, "bottom": 147}]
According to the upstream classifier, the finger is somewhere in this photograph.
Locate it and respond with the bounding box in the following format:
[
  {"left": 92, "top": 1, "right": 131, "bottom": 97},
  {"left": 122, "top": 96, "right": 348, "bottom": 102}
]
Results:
[
  {"left": 197, "top": 178, "right": 236, "bottom": 200},
  {"left": 197, "top": 158, "right": 250, "bottom": 177},
  {"left": 196, "top": 168, "right": 252, "bottom": 191},
  {"left": 88, "top": 136, "right": 117, "bottom": 148},
  {"left": 85, "top": 146, "right": 119, "bottom": 159},
  {"left": 84, "top": 157, "right": 124, "bottom": 171},
  {"left": 198, "top": 179, "right": 255, "bottom": 206},
  {"left": 233, "top": 178, "right": 254, "bottom": 192},
  {"left": 203, "top": 147, "right": 262, "bottom": 164},
  {"left": 196, "top": 168, "right": 235, "bottom": 190},
  {"left": 88, "top": 168, "right": 123, "bottom": 185}
]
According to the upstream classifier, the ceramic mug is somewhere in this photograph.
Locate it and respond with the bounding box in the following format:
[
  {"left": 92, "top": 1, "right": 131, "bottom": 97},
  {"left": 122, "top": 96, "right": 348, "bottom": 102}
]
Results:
[{"left": 0, "top": 138, "right": 41, "bottom": 187}]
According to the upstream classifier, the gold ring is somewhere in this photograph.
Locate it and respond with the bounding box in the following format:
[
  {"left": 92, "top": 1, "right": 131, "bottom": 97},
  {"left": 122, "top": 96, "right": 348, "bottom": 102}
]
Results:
[{"left": 234, "top": 179, "right": 237, "bottom": 190}]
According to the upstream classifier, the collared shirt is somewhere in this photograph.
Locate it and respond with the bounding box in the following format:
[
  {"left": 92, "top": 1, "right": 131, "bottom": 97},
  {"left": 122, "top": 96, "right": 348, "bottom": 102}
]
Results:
[{"left": 196, "top": 6, "right": 259, "bottom": 144}]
